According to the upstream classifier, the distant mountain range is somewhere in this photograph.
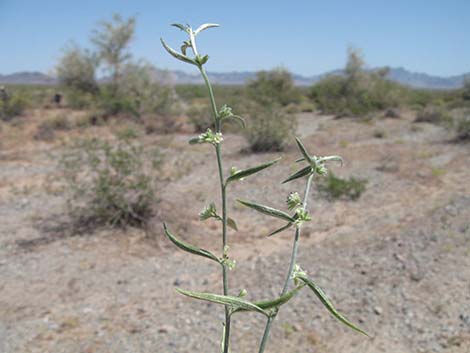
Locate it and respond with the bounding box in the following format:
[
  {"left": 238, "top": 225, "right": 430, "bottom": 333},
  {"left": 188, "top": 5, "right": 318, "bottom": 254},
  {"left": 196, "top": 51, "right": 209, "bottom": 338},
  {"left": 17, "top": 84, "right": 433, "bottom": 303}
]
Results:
[{"left": 1, "top": 67, "right": 468, "bottom": 90}]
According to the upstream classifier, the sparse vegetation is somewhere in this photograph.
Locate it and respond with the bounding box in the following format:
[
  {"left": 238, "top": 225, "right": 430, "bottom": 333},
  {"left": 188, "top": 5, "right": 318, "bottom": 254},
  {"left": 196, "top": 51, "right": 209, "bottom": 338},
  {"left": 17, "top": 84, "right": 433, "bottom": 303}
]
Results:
[
  {"left": 310, "top": 48, "right": 400, "bottom": 116},
  {"left": 246, "top": 68, "right": 301, "bottom": 106},
  {"left": 244, "top": 102, "right": 296, "bottom": 152},
  {"left": 59, "top": 136, "right": 161, "bottom": 230},
  {"left": 317, "top": 173, "right": 367, "bottom": 201},
  {"left": 187, "top": 103, "right": 213, "bottom": 132},
  {"left": 456, "top": 116, "right": 470, "bottom": 140},
  {"left": 0, "top": 89, "right": 28, "bottom": 121},
  {"left": 56, "top": 14, "right": 179, "bottom": 119},
  {"left": 415, "top": 105, "right": 453, "bottom": 126}
]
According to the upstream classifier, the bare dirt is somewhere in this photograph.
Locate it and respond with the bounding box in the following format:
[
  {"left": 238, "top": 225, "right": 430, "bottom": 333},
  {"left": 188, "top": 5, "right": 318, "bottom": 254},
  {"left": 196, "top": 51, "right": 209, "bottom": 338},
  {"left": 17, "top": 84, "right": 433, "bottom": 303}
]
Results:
[{"left": 0, "top": 110, "right": 469, "bottom": 353}]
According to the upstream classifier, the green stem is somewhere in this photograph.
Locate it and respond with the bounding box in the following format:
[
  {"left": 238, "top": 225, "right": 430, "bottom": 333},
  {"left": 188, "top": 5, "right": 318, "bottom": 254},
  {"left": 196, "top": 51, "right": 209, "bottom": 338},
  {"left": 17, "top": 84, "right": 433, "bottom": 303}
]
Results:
[
  {"left": 258, "top": 173, "right": 314, "bottom": 353},
  {"left": 199, "top": 65, "right": 231, "bottom": 353}
]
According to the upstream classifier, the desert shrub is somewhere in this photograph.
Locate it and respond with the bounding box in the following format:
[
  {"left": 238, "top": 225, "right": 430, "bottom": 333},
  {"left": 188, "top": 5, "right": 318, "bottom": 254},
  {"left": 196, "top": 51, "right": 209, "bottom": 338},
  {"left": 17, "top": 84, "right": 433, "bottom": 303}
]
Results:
[
  {"left": 373, "top": 129, "right": 386, "bottom": 138},
  {"left": 34, "top": 123, "right": 55, "bottom": 141},
  {"left": 65, "top": 89, "right": 96, "bottom": 110},
  {"left": 317, "top": 173, "right": 367, "bottom": 200},
  {"left": 299, "top": 100, "right": 316, "bottom": 112},
  {"left": 35, "top": 113, "right": 71, "bottom": 141},
  {"left": 91, "top": 13, "right": 136, "bottom": 94},
  {"left": 246, "top": 68, "right": 301, "bottom": 106},
  {"left": 95, "top": 63, "right": 179, "bottom": 119},
  {"left": 56, "top": 44, "right": 99, "bottom": 95},
  {"left": 456, "top": 117, "right": 470, "bottom": 140},
  {"left": 119, "top": 63, "right": 179, "bottom": 117},
  {"left": 462, "top": 77, "right": 470, "bottom": 101},
  {"left": 384, "top": 107, "right": 401, "bottom": 118},
  {"left": 114, "top": 124, "right": 141, "bottom": 139},
  {"left": 415, "top": 106, "right": 453, "bottom": 126},
  {"left": 244, "top": 103, "right": 296, "bottom": 152},
  {"left": 59, "top": 136, "right": 161, "bottom": 229},
  {"left": 187, "top": 103, "right": 213, "bottom": 132},
  {"left": 46, "top": 112, "right": 72, "bottom": 130},
  {"left": 0, "top": 91, "right": 29, "bottom": 121},
  {"left": 310, "top": 48, "right": 400, "bottom": 116},
  {"left": 175, "top": 84, "right": 207, "bottom": 101},
  {"left": 56, "top": 44, "right": 99, "bottom": 110}
]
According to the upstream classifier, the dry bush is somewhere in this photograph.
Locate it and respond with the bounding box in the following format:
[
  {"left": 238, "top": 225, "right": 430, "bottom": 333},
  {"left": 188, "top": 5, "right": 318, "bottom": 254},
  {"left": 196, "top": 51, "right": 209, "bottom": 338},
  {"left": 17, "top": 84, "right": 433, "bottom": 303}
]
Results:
[
  {"left": 244, "top": 103, "right": 296, "bottom": 152},
  {"left": 0, "top": 92, "right": 29, "bottom": 121},
  {"left": 415, "top": 106, "right": 453, "bottom": 126},
  {"left": 317, "top": 173, "right": 367, "bottom": 201},
  {"left": 187, "top": 103, "right": 214, "bottom": 132},
  {"left": 58, "top": 136, "right": 162, "bottom": 230},
  {"left": 456, "top": 117, "right": 470, "bottom": 141}
]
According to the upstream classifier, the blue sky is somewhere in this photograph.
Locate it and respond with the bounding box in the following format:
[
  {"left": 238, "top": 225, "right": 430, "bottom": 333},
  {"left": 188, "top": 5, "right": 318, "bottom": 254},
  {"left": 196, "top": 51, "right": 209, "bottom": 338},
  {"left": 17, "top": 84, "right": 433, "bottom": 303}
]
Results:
[{"left": 0, "top": 0, "right": 469, "bottom": 76}]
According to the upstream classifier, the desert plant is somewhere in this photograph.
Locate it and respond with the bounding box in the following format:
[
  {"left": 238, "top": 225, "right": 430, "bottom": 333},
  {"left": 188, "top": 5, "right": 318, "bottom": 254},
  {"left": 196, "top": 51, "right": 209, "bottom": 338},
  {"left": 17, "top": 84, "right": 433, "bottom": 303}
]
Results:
[
  {"left": 160, "top": 23, "right": 367, "bottom": 353},
  {"left": 317, "top": 172, "right": 367, "bottom": 201},
  {"left": 187, "top": 103, "right": 214, "bottom": 132},
  {"left": 415, "top": 105, "right": 453, "bottom": 126},
  {"left": 310, "top": 48, "right": 400, "bottom": 116},
  {"left": 59, "top": 136, "right": 161, "bottom": 230},
  {"left": 56, "top": 43, "right": 99, "bottom": 95},
  {"left": 91, "top": 13, "right": 136, "bottom": 96},
  {"left": 244, "top": 102, "right": 296, "bottom": 152},
  {"left": 456, "top": 116, "right": 470, "bottom": 140},
  {"left": 246, "top": 68, "right": 301, "bottom": 106},
  {"left": 0, "top": 89, "right": 28, "bottom": 121},
  {"left": 462, "top": 76, "right": 470, "bottom": 101}
]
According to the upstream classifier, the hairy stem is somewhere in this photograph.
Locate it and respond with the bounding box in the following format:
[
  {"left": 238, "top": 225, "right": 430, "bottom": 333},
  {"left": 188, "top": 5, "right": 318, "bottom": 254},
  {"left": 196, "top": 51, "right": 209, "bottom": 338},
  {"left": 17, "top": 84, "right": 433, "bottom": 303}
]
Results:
[
  {"left": 258, "top": 173, "right": 315, "bottom": 353},
  {"left": 199, "top": 65, "right": 231, "bottom": 353}
]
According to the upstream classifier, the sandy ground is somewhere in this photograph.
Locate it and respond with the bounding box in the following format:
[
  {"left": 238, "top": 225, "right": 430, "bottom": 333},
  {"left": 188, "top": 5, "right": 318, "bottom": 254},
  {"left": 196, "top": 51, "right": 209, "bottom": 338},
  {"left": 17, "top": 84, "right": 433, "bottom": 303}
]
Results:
[{"left": 0, "top": 110, "right": 469, "bottom": 353}]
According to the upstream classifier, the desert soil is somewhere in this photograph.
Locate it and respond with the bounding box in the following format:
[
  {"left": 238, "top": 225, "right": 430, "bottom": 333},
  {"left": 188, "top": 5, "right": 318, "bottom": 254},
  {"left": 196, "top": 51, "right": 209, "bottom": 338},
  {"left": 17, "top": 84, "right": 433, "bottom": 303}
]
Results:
[{"left": 0, "top": 110, "right": 469, "bottom": 353}]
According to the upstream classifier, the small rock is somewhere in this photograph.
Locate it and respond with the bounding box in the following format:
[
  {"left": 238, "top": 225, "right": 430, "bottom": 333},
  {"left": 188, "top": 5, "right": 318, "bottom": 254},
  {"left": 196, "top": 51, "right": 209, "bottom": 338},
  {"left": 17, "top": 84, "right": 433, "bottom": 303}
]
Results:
[
  {"left": 158, "top": 325, "right": 173, "bottom": 334},
  {"left": 373, "top": 306, "right": 383, "bottom": 315}
]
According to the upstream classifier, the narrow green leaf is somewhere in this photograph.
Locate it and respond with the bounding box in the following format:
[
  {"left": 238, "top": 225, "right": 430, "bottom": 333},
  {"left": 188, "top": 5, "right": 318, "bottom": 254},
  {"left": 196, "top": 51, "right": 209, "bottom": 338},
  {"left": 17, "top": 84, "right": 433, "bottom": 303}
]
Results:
[
  {"left": 227, "top": 217, "right": 238, "bottom": 231},
  {"left": 194, "top": 23, "right": 220, "bottom": 35},
  {"left": 319, "top": 155, "right": 344, "bottom": 167},
  {"left": 163, "top": 223, "right": 220, "bottom": 263},
  {"left": 295, "top": 137, "right": 314, "bottom": 164},
  {"left": 160, "top": 38, "right": 197, "bottom": 65},
  {"left": 196, "top": 54, "right": 209, "bottom": 65},
  {"left": 221, "top": 115, "right": 246, "bottom": 129},
  {"left": 282, "top": 165, "right": 313, "bottom": 184},
  {"left": 233, "top": 286, "right": 304, "bottom": 314},
  {"left": 237, "top": 199, "right": 295, "bottom": 223},
  {"left": 226, "top": 158, "right": 281, "bottom": 184},
  {"left": 267, "top": 222, "right": 293, "bottom": 237},
  {"left": 176, "top": 288, "right": 268, "bottom": 316},
  {"left": 188, "top": 136, "right": 200, "bottom": 144},
  {"left": 298, "top": 274, "right": 369, "bottom": 337}
]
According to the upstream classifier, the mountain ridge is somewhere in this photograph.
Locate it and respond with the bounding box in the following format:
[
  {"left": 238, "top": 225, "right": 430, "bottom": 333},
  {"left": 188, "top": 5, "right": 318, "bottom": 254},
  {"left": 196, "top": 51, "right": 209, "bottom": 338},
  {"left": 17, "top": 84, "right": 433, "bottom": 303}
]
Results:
[{"left": 1, "top": 68, "right": 468, "bottom": 90}]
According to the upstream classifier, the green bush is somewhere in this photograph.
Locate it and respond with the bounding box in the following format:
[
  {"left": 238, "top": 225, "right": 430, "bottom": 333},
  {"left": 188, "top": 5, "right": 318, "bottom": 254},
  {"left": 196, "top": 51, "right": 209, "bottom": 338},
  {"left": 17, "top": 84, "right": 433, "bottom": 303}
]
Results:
[
  {"left": 415, "top": 106, "right": 453, "bottom": 126},
  {"left": 187, "top": 103, "right": 214, "bottom": 132},
  {"left": 462, "top": 77, "right": 470, "bottom": 101},
  {"left": 56, "top": 44, "right": 99, "bottom": 95},
  {"left": 456, "top": 117, "right": 470, "bottom": 140},
  {"left": 59, "top": 136, "right": 161, "bottom": 230},
  {"left": 246, "top": 68, "right": 301, "bottom": 106},
  {"left": 243, "top": 103, "right": 296, "bottom": 152},
  {"left": 65, "top": 89, "right": 95, "bottom": 110},
  {"left": 310, "top": 49, "right": 401, "bottom": 116},
  {"left": 96, "top": 63, "right": 180, "bottom": 118},
  {"left": 0, "top": 93, "right": 29, "bottom": 121},
  {"left": 317, "top": 173, "right": 367, "bottom": 201}
]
